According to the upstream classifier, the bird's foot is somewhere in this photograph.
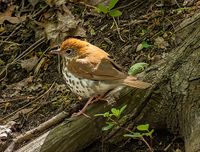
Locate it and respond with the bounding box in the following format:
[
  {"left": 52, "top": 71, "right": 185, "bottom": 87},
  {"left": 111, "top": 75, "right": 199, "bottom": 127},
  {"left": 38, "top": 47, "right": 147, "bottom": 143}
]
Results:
[{"left": 71, "top": 111, "right": 91, "bottom": 118}]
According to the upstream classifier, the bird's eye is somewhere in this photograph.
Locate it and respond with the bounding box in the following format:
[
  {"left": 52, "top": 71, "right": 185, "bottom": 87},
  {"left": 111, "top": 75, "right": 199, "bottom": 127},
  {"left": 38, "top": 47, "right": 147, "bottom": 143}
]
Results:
[{"left": 66, "top": 48, "right": 73, "bottom": 54}]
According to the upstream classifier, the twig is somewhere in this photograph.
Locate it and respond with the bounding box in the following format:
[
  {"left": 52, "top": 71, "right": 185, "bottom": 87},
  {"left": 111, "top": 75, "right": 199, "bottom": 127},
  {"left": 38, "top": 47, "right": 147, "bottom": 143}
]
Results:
[
  {"left": 79, "top": 2, "right": 97, "bottom": 9},
  {"left": 174, "top": 0, "right": 181, "bottom": 8},
  {"left": 112, "top": 17, "right": 125, "bottom": 42},
  {"left": 0, "top": 96, "right": 34, "bottom": 104},
  {"left": 12, "top": 37, "right": 45, "bottom": 63},
  {"left": 0, "top": 40, "right": 21, "bottom": 45},
  {"left": 4, "top": 111, "right": 69, "bottom": 152},
  {"left": 121, "top": 19, "right": 148, "bottom": 27},
  {"left": 141, "top": 137, "right": 153, "bottom": 152},
  {"left": 164, "top": 136, "right": 180, "bottom": 151},
  {"left": 165, "top": 17, "right": 176, "bottom": 32},
  {"left": 57, "top": 54, "right": 62, "bottom": 74},
  {"left": 117, "top": 1, "right": 144, "bottom": 9},
  {"left": 18, "top": 0, "right": 25, "bottom": 16},
  {"left": 32, "top": 5, "right": 48, "bottom": 18}
]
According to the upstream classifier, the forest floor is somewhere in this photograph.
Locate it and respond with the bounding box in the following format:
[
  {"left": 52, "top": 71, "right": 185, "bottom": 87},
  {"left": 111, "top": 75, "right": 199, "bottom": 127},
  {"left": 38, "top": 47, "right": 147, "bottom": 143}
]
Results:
[{"left": 0, "top": 0, "right": 199, "bottom": 151}]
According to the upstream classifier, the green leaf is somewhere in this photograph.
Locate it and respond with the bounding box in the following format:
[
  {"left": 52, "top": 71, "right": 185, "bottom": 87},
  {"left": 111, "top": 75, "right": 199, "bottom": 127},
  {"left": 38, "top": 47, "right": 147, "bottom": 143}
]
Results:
[
  {"left": 128, "top": 62, "right": 149, "bottom": 76},
  {"left": 136, "top": 41, "right": 151, "bottom": 52},
  {"left": 109, "top": 9, "right": 122, "bottom": 17},
  {"left": 97, "top": 3, "right": 108, "bottom": 14},
  {"left": 108, "top": 0, "right": 119, "bottom": 10},
  {"left": 95, "top": 7, "right": 100, "bottom": 13},
  {"left": 95, "top": 112, "right": 110, "bottom": 117},
  {"left": 111, "top": 108, "right": 117, "bottom": 114},
  {"left": 111, "top": 108, "right": 120, "bottom": 118},
  {"left": 94, "top": 114, "right": 103, "bottom": 117},
  {"left": 142, "top": 41, "right": 151, "bottom": 48},
  {"left": 137, "top": 124, "right": 149, "bottom": 131},
  {"left": 102, "top": 122, "right": 115, "bottom": 131},
  {"left": 124, "top": 132, "right": 143, "bottom": 138},
  {"left": 103, "top": 112, "right": 111, "bottom": 117},
  {"left": 143, "top": 129, "right": 154, "bottom": 137},
  {"left": 0, "top": 59, "right": 5, "bottom": 65},
  {"left": 119, "top": 105, "right": 127, "bottom": 114},
  {"left": 140, "top": 29, "right": 148, "bottom": 36},
  {"left": 90, "top": 28, "right": 96, "bottom": 36}
]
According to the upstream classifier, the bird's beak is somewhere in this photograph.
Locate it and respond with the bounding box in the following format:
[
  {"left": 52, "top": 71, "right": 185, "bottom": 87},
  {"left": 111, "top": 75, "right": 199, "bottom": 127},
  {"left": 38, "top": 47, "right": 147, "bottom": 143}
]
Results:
[{"left": 50, "top": 48, "right": 61, "bottom": 55}]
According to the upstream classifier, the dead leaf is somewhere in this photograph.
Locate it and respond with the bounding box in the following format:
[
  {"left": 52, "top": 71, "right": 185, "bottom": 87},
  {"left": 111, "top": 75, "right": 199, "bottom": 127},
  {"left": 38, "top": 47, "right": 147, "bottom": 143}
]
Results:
[
  {"left": 6, "top": 76, "right": 33, "bottom": 91},
  {"left": 44, "top": 6, "right": 86, "bottom": 47},
  {"left": 26, "top": 83, "right": 42, "bottom": 92},
  {"left": 136, "top": 43, "right": 144, "bottom": 52},
  {"left": 44, "top": 0, "right": 67, "bottom": 6},
  {"left": 88, "top": 0, "right": 110, "bottom": 6},
  {"left": 8, "top": 108, "right": 33, "bottom": 121},
  {"left": 154, "top": 36, "right": 169, "bottom": 50},
  {"left": 0, "top": 26, "right": 5, "bottom": 32},
  {"left": 183, "top": 0, "right": 196, "bottom": 6},
  {"left": 44, "top": 0, "right": 103, "bottom": 6},
  {"left": 20, "top": 56, "right": 39, "bottom": 72},
  {"left": 57, "top": 10, "right": 77, "bottom": 29},
  {"left": 70, "top": 25, "right": 86, "bottom": 37},
  {"left": 0, "top": 5, "right": 26, "bottom": 25},
  {"left": 28, "top": 0, "right": 40, "bottom": 6}
]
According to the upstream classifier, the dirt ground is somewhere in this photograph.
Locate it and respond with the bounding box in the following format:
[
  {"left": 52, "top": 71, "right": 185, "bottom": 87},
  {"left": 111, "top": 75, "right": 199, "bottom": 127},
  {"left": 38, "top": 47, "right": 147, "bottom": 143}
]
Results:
[{"left": 0, "top": 0, "right": 199, "bottom": 151}]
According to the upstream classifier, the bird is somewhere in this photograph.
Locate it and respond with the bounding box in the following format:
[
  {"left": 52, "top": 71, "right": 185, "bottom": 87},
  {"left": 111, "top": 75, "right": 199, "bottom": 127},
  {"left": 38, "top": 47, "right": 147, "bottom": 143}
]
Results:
[{"left": 50, "top": 38, "right": 151, "bottom": 117}]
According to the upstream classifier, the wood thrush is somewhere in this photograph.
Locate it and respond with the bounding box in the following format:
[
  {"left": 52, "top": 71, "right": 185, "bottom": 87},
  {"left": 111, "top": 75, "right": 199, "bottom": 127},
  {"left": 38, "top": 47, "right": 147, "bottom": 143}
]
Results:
[{"left": 51, "top": 38, "right": 151, "bottom": 117}]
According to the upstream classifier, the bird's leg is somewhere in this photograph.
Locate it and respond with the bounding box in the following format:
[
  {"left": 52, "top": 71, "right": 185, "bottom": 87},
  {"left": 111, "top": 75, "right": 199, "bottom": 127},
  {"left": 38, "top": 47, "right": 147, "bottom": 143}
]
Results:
[
  {"left": 91, "top": 94, "right": 107, "bottom": 103},
  {"left": 91, "top": 89, "right": 119, "bottom": 104},
  {"left": 71, "top": 96, "right": 95, "bottom": 118},
  {"left": 72, "top": 93, "right": 112, "bottom": 118}
]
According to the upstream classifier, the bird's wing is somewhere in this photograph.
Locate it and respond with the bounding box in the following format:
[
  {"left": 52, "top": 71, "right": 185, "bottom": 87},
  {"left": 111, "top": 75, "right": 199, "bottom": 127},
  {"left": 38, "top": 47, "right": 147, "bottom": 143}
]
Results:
[{"left": 67, "top": 57, "right": 127, "bottom": 80}]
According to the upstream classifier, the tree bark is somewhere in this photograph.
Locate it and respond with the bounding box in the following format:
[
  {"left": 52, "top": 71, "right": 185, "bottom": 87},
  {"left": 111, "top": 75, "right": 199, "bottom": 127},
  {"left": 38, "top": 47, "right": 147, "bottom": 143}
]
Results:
[{"left": 14, "top": 12, "right": 200, "bottom": 152}]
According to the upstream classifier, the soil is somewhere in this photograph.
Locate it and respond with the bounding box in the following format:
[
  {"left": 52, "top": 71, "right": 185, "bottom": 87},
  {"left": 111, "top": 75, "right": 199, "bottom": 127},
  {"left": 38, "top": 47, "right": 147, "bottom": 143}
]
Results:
[{"left": 0, "top": 0, "right": 198, "bottom": 151}]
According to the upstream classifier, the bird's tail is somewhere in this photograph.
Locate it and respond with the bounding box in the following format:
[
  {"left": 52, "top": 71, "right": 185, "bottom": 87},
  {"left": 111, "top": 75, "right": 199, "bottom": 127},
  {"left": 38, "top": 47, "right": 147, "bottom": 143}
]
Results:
[{"left": 122, "top": 76, "right": 151, "bottom": 89}]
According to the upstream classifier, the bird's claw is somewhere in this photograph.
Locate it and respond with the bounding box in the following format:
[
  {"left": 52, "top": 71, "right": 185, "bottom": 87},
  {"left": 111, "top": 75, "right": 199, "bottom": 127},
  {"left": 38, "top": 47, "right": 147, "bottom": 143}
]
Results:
[{"left": 71, "top": 111, "right": 91, "bottom": 118}]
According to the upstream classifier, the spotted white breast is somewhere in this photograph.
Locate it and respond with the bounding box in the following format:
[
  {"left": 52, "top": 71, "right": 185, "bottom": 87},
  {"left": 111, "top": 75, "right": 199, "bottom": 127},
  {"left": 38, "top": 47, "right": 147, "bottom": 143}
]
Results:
[{"left": 62, "top": 67, "right": 118, "bottom": 98}]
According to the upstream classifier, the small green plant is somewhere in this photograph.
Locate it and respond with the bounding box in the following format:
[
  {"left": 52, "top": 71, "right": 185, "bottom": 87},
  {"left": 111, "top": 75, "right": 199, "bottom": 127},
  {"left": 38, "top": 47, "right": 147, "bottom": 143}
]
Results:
[
  {"left": 141, "top": 41, "right": 152, "bottom": 49},
  {"left": 124, "top": 124, "right": 154, "bottom": 139},
  {"left": 124, "top": 124, "right": 154, "bottom": 151},
  {"left": 140, "top": 29, "right": 149, "bottom": 36},
  {"left": 96, "top": 0, "right": 122, "bottom": 17},
  {"left": 136, "top": 41, "right": 152, "bottom": 52},
  {"left": 95, "top": 105, "right": 127, "bottom": 131},
  {"left": 95, "top": 106, "right": 154, "bottom": 151}
]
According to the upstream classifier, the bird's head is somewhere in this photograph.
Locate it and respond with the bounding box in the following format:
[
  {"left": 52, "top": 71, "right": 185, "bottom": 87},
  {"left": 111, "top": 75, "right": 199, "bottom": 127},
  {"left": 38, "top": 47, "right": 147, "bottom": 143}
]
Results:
[
  {"left": 50, "top": 38, "right": 110, "bottom": 65},
  {"left": 50, "top": 38, "right": 90, "bottom": 60}
]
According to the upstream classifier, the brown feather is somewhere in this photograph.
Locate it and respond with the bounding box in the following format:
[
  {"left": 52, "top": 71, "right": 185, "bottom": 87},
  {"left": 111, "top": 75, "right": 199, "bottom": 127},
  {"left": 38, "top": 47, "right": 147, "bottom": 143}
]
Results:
[
  {"left": 67, "top": 57, "right": 127, "bottom": 80},
  {"left": 122, "top": 76, "right": 151, "bottom": 89}
]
